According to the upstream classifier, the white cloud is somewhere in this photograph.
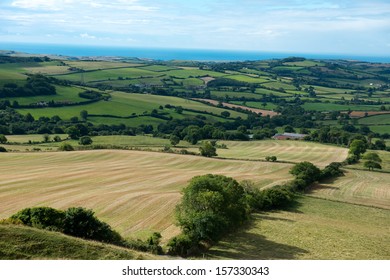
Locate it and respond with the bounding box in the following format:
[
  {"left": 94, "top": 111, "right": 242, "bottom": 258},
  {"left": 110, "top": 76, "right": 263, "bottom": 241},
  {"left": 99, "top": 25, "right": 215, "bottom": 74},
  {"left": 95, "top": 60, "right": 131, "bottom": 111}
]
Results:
[
  {"left": 11, "top": 0, "right": 74, "bottom": 11},
  {"left": 80, "top": 33, "right": 96, "bottom": 39}
]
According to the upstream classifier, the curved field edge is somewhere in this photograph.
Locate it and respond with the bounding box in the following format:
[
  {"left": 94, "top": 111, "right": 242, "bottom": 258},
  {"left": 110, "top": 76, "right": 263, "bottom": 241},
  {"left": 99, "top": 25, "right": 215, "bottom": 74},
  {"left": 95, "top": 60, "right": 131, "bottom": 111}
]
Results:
[
  {"left": 207, "top": 196, "right": 390, "bottom": 260},
  {"left": 0, "top": 224, "right": 163, "bottom": 260},
  {"left": 0, "top": 150, "right": 294, "bottom": 241}
]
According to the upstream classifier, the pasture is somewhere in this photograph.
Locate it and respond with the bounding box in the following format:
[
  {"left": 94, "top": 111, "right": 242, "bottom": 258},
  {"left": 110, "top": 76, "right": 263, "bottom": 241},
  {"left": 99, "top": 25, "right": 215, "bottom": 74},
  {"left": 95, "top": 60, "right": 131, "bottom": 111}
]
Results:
[
  {"left": 208, "top": 196, "right": 390, "bottom": 259},
  {"left": 0, "top": 150, "right": 293, "bottom": 241}
]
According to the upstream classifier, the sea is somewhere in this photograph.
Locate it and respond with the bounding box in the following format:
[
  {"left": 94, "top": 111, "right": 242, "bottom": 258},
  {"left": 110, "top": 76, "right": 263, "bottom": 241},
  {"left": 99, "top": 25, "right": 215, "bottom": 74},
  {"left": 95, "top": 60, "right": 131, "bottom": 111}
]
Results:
[{"left": 1, "top": 42, "right": 389, "bottom": 63}]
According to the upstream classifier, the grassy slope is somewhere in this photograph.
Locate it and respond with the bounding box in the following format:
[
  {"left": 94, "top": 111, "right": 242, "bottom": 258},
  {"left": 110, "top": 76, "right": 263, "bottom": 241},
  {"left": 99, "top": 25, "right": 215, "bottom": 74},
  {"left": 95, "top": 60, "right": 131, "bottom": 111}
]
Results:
[
  {"left": 208, "top": 196, "right": 390, "bottom": 260},
  {"left": 0, "top": 224, "right": 159, "bottom": 260}
]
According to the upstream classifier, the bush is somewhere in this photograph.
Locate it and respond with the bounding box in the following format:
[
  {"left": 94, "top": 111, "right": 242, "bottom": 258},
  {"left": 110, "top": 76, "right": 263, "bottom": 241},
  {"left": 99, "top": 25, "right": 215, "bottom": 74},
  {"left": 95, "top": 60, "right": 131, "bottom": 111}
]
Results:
[
  {"left": 265, "top": 156, "right": 277, "bottom": 162},
  {"left": 248, "top": 186, "right": 294, "bottom": 211},
  {"left": 63, "top": 207, "right": 122, "bottom": 244},
  {"left": 11, "top": 207, "right": 65, "bottom": 231},
  {"left": 167, "top": 233, "right": 198, "bottom": 257},
  {"left": 79, "top": 136, "right": 93, "bottom": 145},
  {"left": 199, "top": 141, "right": 217, "bottom": 157},
  {"left": 320, "top": 162, "right": 344, "bottom": 180},
  {"left": 0, "top": 146, "right": 7, "bottom": 152},
  {"left": 290, "top": 161, "right": 321, "bottom": 186},
  {"left": 58, "top": 143, "right": 74, "bottom": 151}
]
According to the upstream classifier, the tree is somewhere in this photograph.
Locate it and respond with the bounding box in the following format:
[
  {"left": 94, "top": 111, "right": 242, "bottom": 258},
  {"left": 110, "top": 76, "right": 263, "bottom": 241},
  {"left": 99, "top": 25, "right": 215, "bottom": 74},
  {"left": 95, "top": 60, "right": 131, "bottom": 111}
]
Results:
[
  {"left": 169, "top": 135, "right": 180, "bottom": 146},
  {"left": 362, "top": 152, "right": 382, "bottom": 163},
  {"left": 220, "top": 111, "right": 230, "bottom": 118},
  {"left": 349, "top": 139, "right": 367, "bottom": 157},
  {"left": 199, "top": 141, "right": 217, "bottom": 157},
  {"left": 66, "top": 126, "right": 80, "bottom": 140},
  {"left": 58, "top": 143, "right": 74, "bottom": 151},
  {"left": 290, "top": 161, "right": 321, "bottom": 188},
  {"left": 364, "top": 161, "right": 382, "bottom": 171},
  {"left": 175, "top": 174, "right": 250, "bottom": 243},
  {"left": 43, "top": 134, "right": 50, "bottom": 143},
  {"left": 0, "top": 134, "right": 7, "bottom": 144},
  {"left": 80, "top": 110, "right": 88, "bottom": 121},
  {"left": 79, "top": 136, "right": 93, "bottom": 145}
]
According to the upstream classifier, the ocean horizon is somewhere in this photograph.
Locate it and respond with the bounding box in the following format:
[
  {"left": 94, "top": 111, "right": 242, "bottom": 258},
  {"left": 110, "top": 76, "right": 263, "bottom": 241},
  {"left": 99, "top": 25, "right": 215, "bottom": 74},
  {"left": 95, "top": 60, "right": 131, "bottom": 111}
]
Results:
[{"left": 1, "top": 42, "right": 389, "bottom": 63}]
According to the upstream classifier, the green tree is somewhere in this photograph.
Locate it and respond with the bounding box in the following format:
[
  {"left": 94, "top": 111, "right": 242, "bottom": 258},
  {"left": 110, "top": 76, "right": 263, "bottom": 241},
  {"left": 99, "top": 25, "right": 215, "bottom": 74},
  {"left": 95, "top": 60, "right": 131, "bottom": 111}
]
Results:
[
  {"left": 362, "top": 152, "right": 382, "bottom": 163},
  {"left": 199, "top": 141, "right": 217, "bottom": 157},
  {"left": 80, "top": 110, "right": 88, "bottom": 121},
  {"left": 169, "top": 135, "right": 180, "bottom": 146},
  {"left": 66, "top": 126, "right": 80, "bottom": 140},
  {"left": 79, "top": 136, "right": 93, "bottom": 145},
  {"left": 349, "top": 139, "right": 367, "bottom": 157},
  {"left": 290, "top": 161, "right": 321, "bottom": 187},
  {"left": 220, "top": 111, "right": 230, "bottom": 118},
  {"left": 175, "top": 174, "right": 250, "bottom": 243},
  {"left": 43, "top": 134, "right": 50, "bottom": 143},
  {"left": 58, "top": 143, "right": 74, "bottom": 151},
  {"left": 0, "top": 134, "right": 7, "bottom": 144},
  {"left": 364, "top": 161, "right": 382, "bottom": 171}
]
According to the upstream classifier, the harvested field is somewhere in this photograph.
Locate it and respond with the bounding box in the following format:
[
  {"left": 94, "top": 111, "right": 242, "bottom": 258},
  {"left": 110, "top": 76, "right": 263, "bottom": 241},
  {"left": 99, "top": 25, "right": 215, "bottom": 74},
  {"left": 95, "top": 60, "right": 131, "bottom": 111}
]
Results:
[
  {"left": 0, "top": 150, "right": 293, "bottom": 240},
  {"left": 346, "top": 111, "right": 390, "bottom": 118},
  {"left": 217, "top": 140, "right": 348, "bottom": 167},
  {"left": 309, "top": 169, "right": 390, "bottom": 209}
]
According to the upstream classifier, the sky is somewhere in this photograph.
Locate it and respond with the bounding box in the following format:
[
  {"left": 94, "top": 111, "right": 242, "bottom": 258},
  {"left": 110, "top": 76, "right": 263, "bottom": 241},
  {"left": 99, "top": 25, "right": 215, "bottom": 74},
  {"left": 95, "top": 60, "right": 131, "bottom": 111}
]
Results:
[{"left": 0, "top": 0, "right": 389, "bottom": 56}]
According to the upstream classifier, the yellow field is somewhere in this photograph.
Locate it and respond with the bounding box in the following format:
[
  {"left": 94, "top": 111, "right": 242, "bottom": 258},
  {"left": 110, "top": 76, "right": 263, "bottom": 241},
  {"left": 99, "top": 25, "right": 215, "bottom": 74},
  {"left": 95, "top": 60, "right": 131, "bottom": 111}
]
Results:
[
  {"left": 0, "top": 150, "right": 293, "bottom": 240},
  {"left": 310, "top": 169, "right": 390, "bottom": 209},
  {"left": 218, "top": 140, "right": 348, "bottom": 167}
]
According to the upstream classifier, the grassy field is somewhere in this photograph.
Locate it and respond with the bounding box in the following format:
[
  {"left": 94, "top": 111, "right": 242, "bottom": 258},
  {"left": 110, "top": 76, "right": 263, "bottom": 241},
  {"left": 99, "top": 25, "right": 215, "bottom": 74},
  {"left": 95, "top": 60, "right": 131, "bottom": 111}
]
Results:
[
  {"left": 0, "top": 224, "right": 161, "bottom": 260},
  {"left": 217, "top": 140, "right": 348, "bottom": 167},
  {"left": 0, "top": 150, "right": 293, "bottom": 241},
  {"left": 302, "top": 103, "right": 382, "bottom": 111},
  {"left": 207, "top": 196, "right": 390, "bottom": 259},
  {"left": 16, "top": 91, "right": 245, "bottom": 123},
  {"left": 358, "top": 114, "right": 390, "bottom": 125}
]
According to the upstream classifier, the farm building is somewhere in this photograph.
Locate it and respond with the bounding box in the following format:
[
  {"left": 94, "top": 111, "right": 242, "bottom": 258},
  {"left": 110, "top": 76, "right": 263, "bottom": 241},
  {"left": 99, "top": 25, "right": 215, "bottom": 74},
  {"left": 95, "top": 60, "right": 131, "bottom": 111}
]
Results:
[{"left": 272, "top": 133, "right": 307, "bottom": 140}]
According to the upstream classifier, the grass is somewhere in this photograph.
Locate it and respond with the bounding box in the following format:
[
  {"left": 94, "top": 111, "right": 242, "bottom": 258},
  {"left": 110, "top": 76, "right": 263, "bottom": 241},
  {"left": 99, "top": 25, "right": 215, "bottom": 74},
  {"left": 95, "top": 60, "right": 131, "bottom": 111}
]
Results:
[
  {"left": 4, "top": 85, "right": 86, "bottom": 105},
  {"left": 224, "top": 75, "right": 269, "bottom": 83},
  {"left": 358, "top": 114, "right": 390, "bottom": 125},
  {"left": 0, "top": 150, "right": 293, "bottom": 241},
  {"left": 16, "top": 91, "right": 245, "bottom": 123},
  {"left": 66, "top": 61, "right": 142, "bottom": 71},
  {"left": 364, "top": 125, "right": 390, "bottom": 134},
  {"left": 302, "top": 103, "right": 382, "bottom": 111},
  {"left": 207, "top": 196, "right": 390, "bottom": 259},
  {"left": 0, "top": 224, "right": 159, "bottom": 260},
  {"left": 230, "top": 101, "right": 278, "bottom": 110},
  {"left": 217, "top": 140, "right": 348, "bottom": 168}
]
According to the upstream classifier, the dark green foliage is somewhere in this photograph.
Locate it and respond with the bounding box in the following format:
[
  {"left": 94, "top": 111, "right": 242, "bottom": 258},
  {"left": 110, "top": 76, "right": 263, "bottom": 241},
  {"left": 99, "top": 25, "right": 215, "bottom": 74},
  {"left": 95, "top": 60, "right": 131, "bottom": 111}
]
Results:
[
  {"left": 169, "top": 135, "right": 180, "bottom": 146},
  {"left": 176, "top": 174, "right": 250, "bottom": 244},
  {"left": 362, "top": 152, "right": 382, "bottom": 163},
  {"left": 0, "top": 146, "right": 7, "bottom": 152},
  {"left": 58, "top": 143, "right": 74, "bottom": 151},
  {"left": 349, "top": 139, "right": 367, "bottom": 157},
  {"left": 0, "top": 74, "right": 56, "bottom": 98},
  {"left": 63, "top": 207, "right": 122, "bottom": 244},
  {"left": 345, "top": 154, "right": 359, "bottom": 164},
  {"left": 199, "top": 141, "right": 217, "bottom": 157},
  {"left": 364, "top": 161, "right": 382, "bottom": 171},
  {"left": 78, "top": 91, "right": 102, "bottom": 100},
  {"left": 265, "top": 156, "right": 277, "bottom": 162},
  {"left": 167, "top": 233, "right": 198, "bottom": 257},
  {"left": 79, "top": 136, "right": 93, "bottom": 145},
  {"left": 11, "top": 207, "right": 65, "bottom": 231},
  {"left": 66, "top": 126, "right": 80, "bottom": 139},
  {"left": 146, "top": 232, "right": 163, "bottom": 255},
  {"left": 320, "top": 162, "right": 344, "bottom": 180},
  {"left": 290, "top": 161, "right": 321, "bottom": 188},
  {"left": 0, "top": 134, "right": 7, "bottom": 144},
  {"left": 10, "top": 207, "right": 122, "bottom": 245},
  {"left": 247, "top": 185, "right": 294, "bottom": 211}
]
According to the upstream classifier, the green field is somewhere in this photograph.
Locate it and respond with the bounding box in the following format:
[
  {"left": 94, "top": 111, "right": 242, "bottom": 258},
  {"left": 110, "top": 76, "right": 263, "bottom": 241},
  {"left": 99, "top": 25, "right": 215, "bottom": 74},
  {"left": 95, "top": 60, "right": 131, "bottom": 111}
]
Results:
[
  {"left": 358, "top": 114, "right": 390, "bottom": 125},
  {"left": 16, "top": 91, "right": 245, "bottom": 123},
  {"left": 208, "top": 196, "right": 390, "bottom": 259},
  {"left": 302, "top": 102, "right": 382, "bottom": 111}
]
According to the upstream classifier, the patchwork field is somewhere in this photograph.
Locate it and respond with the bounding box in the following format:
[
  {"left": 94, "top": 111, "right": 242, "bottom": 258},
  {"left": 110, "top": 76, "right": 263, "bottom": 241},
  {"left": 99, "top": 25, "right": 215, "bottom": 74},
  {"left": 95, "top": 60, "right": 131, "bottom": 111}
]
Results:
[
  {"left": 208, "top": 196, "right": 390, "bottom": 260},
  {"left": 0, "top": 150, "right": 293, "bottom": 241}
]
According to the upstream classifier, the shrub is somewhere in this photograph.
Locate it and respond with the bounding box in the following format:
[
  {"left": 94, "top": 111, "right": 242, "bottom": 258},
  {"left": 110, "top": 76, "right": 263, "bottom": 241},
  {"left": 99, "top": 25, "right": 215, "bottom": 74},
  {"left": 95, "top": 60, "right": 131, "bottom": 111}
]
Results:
[
  {"left": 0, "top": 146, "right": 7, "bottom": 152},
  {"left": 248, "top": 186, "right": 294, "bottom": 211},
  {"left": 290, "top": 161, "right": 321, "bottom": 186},
  {"left": 79, "top": 136, "right": 93, "bottom": 145},
  {"left": 63, "top": 207, "right": 122, "bottom": 244},
  {"left": 167, "top": 233, "right": 198, "bottom": 257},
  {"left": 11, "top": 207, "right": 65, "bottom": 231},
  {"left": 320, "top": 162, "right": 344, "bottom": 180},
  {"left": 58, "top": 143, "right": 74, "bottom": 151}
]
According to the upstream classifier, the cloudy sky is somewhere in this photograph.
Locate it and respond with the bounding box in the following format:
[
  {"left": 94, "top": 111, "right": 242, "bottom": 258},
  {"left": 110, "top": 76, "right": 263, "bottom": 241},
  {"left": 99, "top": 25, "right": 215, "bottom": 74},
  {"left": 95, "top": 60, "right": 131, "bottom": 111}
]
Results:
[{"left": 0, "top": 0, "right": 389, "bottom": 56}]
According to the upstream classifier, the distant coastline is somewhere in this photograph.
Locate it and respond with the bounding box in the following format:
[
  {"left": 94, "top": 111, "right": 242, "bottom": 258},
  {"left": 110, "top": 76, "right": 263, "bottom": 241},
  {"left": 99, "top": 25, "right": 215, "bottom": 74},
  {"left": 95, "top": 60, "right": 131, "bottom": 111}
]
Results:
[{"left": 1, "top": 42, "right": 389, "bottom": 63}]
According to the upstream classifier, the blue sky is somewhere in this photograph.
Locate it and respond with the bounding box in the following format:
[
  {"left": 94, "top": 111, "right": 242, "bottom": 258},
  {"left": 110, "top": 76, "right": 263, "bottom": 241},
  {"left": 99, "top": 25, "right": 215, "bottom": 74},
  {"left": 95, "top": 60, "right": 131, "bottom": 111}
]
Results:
[{"left": 0, "top": 0, "right": 389, "bottom": 56}]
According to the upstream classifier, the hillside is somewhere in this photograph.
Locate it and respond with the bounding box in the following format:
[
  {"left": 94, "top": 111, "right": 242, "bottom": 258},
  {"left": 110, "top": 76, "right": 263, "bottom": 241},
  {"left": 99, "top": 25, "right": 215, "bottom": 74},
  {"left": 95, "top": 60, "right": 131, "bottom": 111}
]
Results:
[{"left": 0, "top": 224, "right": 162, "bottom": 260}]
